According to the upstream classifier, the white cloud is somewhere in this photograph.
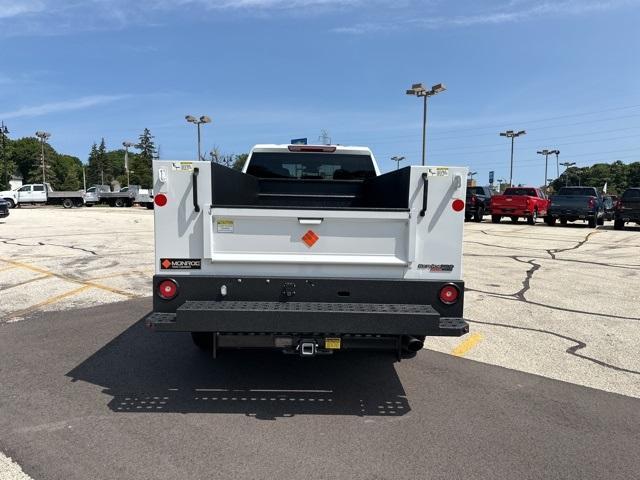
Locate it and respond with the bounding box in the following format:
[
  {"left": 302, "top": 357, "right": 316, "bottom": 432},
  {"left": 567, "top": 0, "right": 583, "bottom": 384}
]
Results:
[
  {"left": 0, "top": 0, "right": 45, "bottom": 19},
  {"left": 0, "top": 95, "right": 130, "bottom": 119},
  {"left": 334, "top": 0, "right": 640, "bottom": 34}
]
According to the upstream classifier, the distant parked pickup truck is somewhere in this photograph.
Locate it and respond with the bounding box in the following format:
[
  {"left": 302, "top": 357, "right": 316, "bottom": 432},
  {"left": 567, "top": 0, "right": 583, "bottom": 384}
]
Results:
[
  {"left": 547, "top": 186, "right": 604, "bottom": 227},
  {"left": 614, "top": 188, "right": 640, "bottom": 230},
  {"left": 465, "top": 186, "right": 493, "bottom": 222},
  {"left": 0, "top": 198, "right": 9, "bottom": 219},
  {"left": 490, "top": 187, "right": 549, "bottom": 224},
  {"left": 84, "top": 185, "right": 136, "bottom": 207},
  {"left": 0, "top": 183, "right": 84, "bottom": 209}
]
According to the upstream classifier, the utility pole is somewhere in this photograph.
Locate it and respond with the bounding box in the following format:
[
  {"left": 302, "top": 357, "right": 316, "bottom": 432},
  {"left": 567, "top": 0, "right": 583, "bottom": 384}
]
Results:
[
  {"left": 560, "top": 161, "right": 576, "bottom": 187},
  {"left": 35, "top": 131, "right": 51, "bottom": 184},
  {"left": 554, "top": 150, "right": 560, "bottom": 177},
  {"left": 318, "top": 129, "right": 331, "bottom": 145},
  {"left": 0, "top": 122, "right": 8, "bottom": 190},
  {"left": 82, "top": 167, "right": 86, "bottom": 192},
  {"left": 390, "top": 155, "right": 405, "bottom": 170},
  {"left": 406, "top": 83, "right": 446, "bottom": 166},
  {"left": 123, "top": 141, "right": 135, "bottom": 186},
  {"left": 499, "top": 130, "right": 526, "bottom": 187}
]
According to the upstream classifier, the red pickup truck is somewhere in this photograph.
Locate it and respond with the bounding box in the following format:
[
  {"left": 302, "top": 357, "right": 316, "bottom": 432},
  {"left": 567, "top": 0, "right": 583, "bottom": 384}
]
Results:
[{"left": 490, "top": 187, "right": 550, "bottom": 225}]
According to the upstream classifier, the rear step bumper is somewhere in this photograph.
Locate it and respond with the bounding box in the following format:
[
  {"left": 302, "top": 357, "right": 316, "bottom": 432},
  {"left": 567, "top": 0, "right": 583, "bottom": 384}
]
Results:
[{"left": 146, "top": 300, "right": 468, "bottom": 337}]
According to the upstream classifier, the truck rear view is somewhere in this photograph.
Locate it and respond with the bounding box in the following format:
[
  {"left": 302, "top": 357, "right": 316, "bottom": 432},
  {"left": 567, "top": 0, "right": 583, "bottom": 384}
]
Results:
[{"left": 146, "top": 145, "right": 469, "bottom": 359}]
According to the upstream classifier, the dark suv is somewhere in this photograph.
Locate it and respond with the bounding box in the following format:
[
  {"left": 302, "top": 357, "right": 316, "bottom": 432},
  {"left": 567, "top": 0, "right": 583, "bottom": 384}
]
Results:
[
  {"left": 0, "top": 198, "right": 9, "bottom": 219},
  {"left": 465, "top": 186, "right": 493, "bottom": 222},
  {"left": 614, "top": 188, "right": 640, "bottom": 230}
]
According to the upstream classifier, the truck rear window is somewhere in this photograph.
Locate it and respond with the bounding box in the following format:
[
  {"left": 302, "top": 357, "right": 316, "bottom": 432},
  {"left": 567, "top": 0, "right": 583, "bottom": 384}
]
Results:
[
  {"left": 504, "top": 188, "right": 536, "bottom": 196},
  {"left": 557, "top": 187, "right": 597, "bottom": 196},
  {"left": 622, "top": 189, "right": 640, "bottom": 199},
  {"left": 247, "top": 152, "right": 376, "bottom": 180}
]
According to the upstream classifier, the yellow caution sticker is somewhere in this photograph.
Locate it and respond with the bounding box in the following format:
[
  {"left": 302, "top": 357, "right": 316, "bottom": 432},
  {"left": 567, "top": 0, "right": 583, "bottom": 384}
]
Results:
[
  {"left": 324, "top": 338, "right": 341, "bottom": 350},
  {"left": 216, "top": 219, "right": 234, "bottom": 233}
]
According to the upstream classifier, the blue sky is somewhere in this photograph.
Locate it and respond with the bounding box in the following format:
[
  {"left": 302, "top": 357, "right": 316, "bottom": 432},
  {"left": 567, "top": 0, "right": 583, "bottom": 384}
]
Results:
[{"left": 1, "top": 0, "right": 640, "bottom": 185}]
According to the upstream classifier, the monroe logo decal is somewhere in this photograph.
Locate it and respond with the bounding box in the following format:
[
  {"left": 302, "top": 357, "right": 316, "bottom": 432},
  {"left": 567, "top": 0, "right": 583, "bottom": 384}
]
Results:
[
  {"left": 161, "top": 258, "right": 202, "bottom": 270},
  {"left": 417, "top": 264, "right": 454, "bottom": 272}
]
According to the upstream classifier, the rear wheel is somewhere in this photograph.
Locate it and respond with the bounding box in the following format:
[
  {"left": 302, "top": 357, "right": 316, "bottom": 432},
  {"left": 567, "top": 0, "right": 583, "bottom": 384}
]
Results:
[
  {"left": 614, "top": 218, "right": 624, "bottom": 230},
  {"left": 145, "top": 202, "right": 154, "bottom": 210},
  {"left": 545, "top": 216, "right": 556, "bottom": 226},
  {"left": 114, "top": 198, "right": 125, "bottom": 208},
  {"left": 62, "top": 198, "right": 74, "bottom": 209},
  {"left": 527, "top": 209, "right": 538, "bottom": 225},
  {"left": 510, "top": 216, "right": 519, "bottom": 224},
  {"left": 597, "top": 216, "right": 604, "bottom": 226},
  {"left": 588, "top": 217, "right": 597, "bottom": 228},
  {"left": 560, "top": 217, "right": 568, "bottom": 226},
  {"left": 465, "top": 213, "right": 472, "bottom": 222},
  {"left": 473, "top": 207, "right": 484, "bottom": 222},
  {"left": 191, "top": 332, "right": 213, "bottom": 351},
  {"left": 491, "top": 215, "right": 502, "bottom": 224}
]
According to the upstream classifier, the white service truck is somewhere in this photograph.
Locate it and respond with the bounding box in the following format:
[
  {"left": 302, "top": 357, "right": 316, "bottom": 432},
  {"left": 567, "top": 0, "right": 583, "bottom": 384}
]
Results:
[
  {"left": 0, "top": 183, "right": 85, "bottom": 208},
  {"left": 146, "top": 144, "right": 469, "bottom": 358}
]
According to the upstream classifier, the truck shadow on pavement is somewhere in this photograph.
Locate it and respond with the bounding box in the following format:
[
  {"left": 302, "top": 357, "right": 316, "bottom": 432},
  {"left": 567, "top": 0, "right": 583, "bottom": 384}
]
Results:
[{"left": 67, "top": 318, "right": 410, "bottom": 420}]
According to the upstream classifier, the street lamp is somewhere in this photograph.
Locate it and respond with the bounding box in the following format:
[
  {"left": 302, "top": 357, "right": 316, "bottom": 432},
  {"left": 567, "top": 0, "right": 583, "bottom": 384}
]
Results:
[
  {"left": 123, "top": 141, "right": 135, "bottom": 186},
  {"left": 390, "top": 155, "right": 405, "bottom": 170},
  {"left": 554, "top": 149, "right": 561, "bottom": 177},
  {"left": 1, "top": 122, "right": 8, "bottom": 189},
  {"left": 185, "top": 115, "right": 212, "bottom": 161},
  {"left": 406, "top": 82, "right": 446, "bottom": 166},
  {"left": 35, "top": 131, "right": 51, "bottom": 184},
  {"left": 537, "top": 149, "right": 558, "bottom": 189},
  {"left": 499, "top": 130, "right": 526, "bottom": 187},
  {"left": 560, "top": 161, "right": 576, "bottom": 187}
]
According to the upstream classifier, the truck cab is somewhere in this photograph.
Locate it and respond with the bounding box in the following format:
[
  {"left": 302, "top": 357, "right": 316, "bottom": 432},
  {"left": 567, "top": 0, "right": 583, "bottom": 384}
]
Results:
[{"left": 146, "top": 144, "right": 469, "bottom": 359}]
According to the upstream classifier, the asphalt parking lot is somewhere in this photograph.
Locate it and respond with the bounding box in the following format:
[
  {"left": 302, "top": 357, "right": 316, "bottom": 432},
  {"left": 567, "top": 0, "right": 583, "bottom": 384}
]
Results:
[{"left": 1, "top": 207, "right": 639, "bottom": 479}]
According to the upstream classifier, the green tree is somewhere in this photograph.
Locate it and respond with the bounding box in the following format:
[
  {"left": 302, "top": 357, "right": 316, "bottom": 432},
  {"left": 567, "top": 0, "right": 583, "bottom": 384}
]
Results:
[
  {"left": 131, "top": 128, "right": 155, "bottom": 188},
  {"left": 232, "top": 153, "right": 248, "bottom": 171}
]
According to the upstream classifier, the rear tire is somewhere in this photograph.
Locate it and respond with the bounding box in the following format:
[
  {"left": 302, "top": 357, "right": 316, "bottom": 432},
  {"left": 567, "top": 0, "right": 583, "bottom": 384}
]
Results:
[
  {"left": 588, "top": 217, "right": 597, "bottom": 228},
  {"left": 62, "top": 198, "right": 74, "bottom": 209},
  {"left": 114, "top": 198, "right": 125, "bottom": 208},
  {"left": 465, "top": 213, "right": 472, "bottom": 222},
  {"left": 614, "top": 219, "right": 624, "bottom": 230},
  {"left": 545, "top": 216, "right": 556, "bottom": 226},
  {"left": 510, "top": 216, "right": 519, "bottom": 224},
  {"left": 191, "top": 332, "right": 213, "bottom": 351},
  {"left": 560, "top": 217, "right": 568, "bottom": 226},
  {"left": 597, "top": 216, "right": 604, "bottom": 226},
  {"left": 491, "top": 215, "right": 501, "bottom": 224},
  {"left": 473, "top": 207, "right": 484, "bottom": 222},
  {"left": 527, "top": 210, "right": 538, "bottom": 225},
  {"left": 145, "top": 203, "right": 154, "bottom": 210}
]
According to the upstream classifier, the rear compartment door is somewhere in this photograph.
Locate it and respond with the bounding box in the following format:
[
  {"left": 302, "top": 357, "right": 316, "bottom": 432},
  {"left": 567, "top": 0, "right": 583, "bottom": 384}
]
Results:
[{"left": 205, "top": 208, "right": 410, "bottom": 278}]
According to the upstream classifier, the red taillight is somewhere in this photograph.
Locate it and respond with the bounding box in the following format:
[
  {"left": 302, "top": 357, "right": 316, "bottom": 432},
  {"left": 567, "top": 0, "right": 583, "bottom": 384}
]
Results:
[
  {"left": 158, "top": 279, "right": 178, "bottom": 300},
  {"left": 470, "top": 195, "right": 477, "bottom": 205},
  {"left": 452, "top": 199, "right": 465, "bottom": 212},
  {"left": 439, "top": 284, "right": 460, "bottom": 305},
  {"left": 587, "top": 197, "right": 595, "bottom": 208},
  {"left": 154, "top": 193, "right": 167, "bottom": 207},
  {"left": 615, "top": 200, "right": 623, "bottom": 210}
]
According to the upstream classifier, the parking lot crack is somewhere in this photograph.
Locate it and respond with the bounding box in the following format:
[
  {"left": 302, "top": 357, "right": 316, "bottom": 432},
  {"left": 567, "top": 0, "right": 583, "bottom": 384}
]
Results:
[
  {"left": 468, "top": 319, "right": 640, "bottom": 375},
  {"left": 547, "top": 230, "right": 601, "bottom": 260}
]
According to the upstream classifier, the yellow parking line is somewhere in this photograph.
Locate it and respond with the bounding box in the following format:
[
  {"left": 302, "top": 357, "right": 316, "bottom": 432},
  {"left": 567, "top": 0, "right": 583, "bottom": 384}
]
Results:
[
  {"left": 451, "top": 332, "right": 483, "bottom": 357},
  {"left": 7, "top": 285, "right": 92, "bottom": 319},
  {"left": 0, "top": 257, "right": 137, "bottom": 299}
]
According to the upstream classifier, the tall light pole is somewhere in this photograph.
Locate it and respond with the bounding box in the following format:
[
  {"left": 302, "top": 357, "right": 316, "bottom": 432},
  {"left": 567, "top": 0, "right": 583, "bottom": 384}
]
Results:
[
  {"left": 185, "top": 115, "right": 212, "bottom": 161},
  {"left": 537, "top": 149, "right": 551, "bottom": 189},
  {"left": 554, "top": 150, "right": 560, "bottom": 177},
  {"left": 1, "top": 122, "right": 8, "bottom": 189},
  {"left": 390, "top": 155, "right": 405, "bottom": 170},
  {"left": 35, "top": 131, "right": 51, "bottom": 184},
  {"left": 499, "top": 130, "right": 526, "bottom": 187},
  {"left": 560, "top": 161, "right": 576, "bottom": 187},
  {"left": 123, "top": 141, "right": 135, "bottom": 186},
  {"left": 406, "top": 83, "right": 446, "bottom": 166}
]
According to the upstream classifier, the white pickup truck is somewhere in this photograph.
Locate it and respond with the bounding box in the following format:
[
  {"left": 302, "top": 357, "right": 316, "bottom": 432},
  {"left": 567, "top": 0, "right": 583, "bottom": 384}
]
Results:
[
  {"left": 0, "top": 183, "right": 85, "bottom": 209},
  {"left": 146, "top": 144, "right": 469, "bottom": 359}
]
